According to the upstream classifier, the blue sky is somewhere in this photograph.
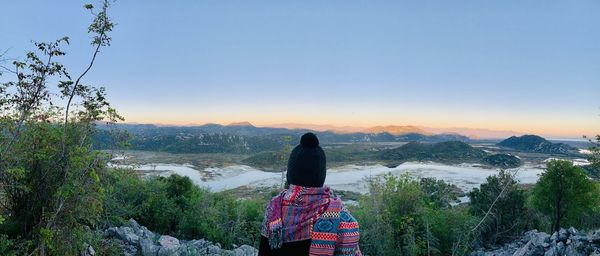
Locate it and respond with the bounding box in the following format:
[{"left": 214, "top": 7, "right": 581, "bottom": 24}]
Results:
[{"left": 1, "top": 1, "right": 599, "bottom": 137}]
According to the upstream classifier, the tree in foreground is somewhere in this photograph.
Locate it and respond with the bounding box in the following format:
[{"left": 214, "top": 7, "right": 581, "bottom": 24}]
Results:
[
  {"left": 586, "top": 134, "right": 600, "bottom": 178},
  {"left": 588, "top": 133, "right": 599, "bottom": 159},
  {"left": 531, "top": 160, "right": 600, "bottom": 232},
  {"left": 468, "top": 170, "right": 530, "bottom": 246},
  {"left": 0, "top": 1, "right": 120, "bottom": 254}
]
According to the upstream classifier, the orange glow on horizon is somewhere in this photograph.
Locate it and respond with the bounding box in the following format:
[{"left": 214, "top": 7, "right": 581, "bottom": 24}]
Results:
[{"left": 117, "top": 111, "right": 597, "bottom": 139}]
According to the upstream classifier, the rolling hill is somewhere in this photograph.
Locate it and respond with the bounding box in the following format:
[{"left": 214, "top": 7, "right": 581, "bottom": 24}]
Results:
[
  {"left": 497, "top": 135, "right": 577, "bottom": 154},
  {"left": 94, "top": 123, "right": 471, "bottom": 154},
  {"left": 380, "top": 141, "right": 521, "bottom": 168}
]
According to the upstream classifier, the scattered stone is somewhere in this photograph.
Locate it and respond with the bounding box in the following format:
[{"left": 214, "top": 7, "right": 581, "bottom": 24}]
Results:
[
  {"left": 564, "top": 244, "right": 575, "bottom": 256},
  {"left": 158, "top": 235, "right": 180, "bottom": 247},
  {"left": 543, "top": 246, "right": 556, "bottom": 256},
  {"left": 124, "top": 233, "right": 140, "bottom": 245},
  {"left": 568, "top": 227, "right": 578, "bottom": 236},
  {"left": 472, "top": 227, "right": 600, "bottom": 256},
  {"left": 558, "top": 228, "right": 569, "bottom": 241},
  {"left": 140, "top": 238, "right": 159, "bottom": 256},
  {"left": 550, "top": 232, "right": 558, "bottom": 242},
  {"left": 105, "top": 219, "right": 258, "bottom": 256},
  {"left": 81, "top": 243, "right": 95, "bottom": 256},
  {"left": 592, "top": 233, "right": 600, "bottom": 244},
  {"left": 557, "top": 241, "right": 566, "bottom": 254},
  {"left": 128, "top": 219, "right": 141, "bottom": 231}
]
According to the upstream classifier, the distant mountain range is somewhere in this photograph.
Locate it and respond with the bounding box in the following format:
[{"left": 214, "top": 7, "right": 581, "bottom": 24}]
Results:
[
  {"left": 264, "top": 123, "right": 365, "bottom": 133},
  {"left": 497, "top": 135, "right": 578, "bottom": 154},
  {"left": 94, "top": 122, "right": 470, "bottom": 154},
  {"left": 362, "top": 125, "right": 430, "bottom": 136},
  {"left": 95, "top": 122, "right": 583, "bottom": 157},
  {"left": 128, "top": 121, "right": 520, "bottom": 139},
  {"left": 227, "top": 121, "right": 254, "bottom": 127},
  {"left": 266, "top": 123, "right": 520, "bottom": 139},
  {"left": 420, "top": 127, "right": 522, "bottom": 139}
]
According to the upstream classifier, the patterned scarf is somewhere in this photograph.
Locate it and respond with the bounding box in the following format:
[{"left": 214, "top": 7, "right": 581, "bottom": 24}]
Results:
[{"left": 261, "top": 185, "right": 332, "bottom": 249}]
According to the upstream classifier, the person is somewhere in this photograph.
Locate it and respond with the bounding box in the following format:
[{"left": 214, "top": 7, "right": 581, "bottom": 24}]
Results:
[{"left": 259, "top": 133, "right": 362, "bottom": 256}]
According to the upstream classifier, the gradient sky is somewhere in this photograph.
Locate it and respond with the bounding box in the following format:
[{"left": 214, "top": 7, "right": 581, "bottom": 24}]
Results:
[{"left": 2, "top": 1, "right": 599, "bottom": 137}]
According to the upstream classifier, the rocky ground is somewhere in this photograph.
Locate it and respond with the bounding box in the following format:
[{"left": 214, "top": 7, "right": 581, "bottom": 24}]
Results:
[
  {"left": 95, "top": 219, "right": 600, "bottom": 256},
  {"left": 472, "top": 227, "right": 600, "bottom": 256},
  {"left": 100, "top": 219, "right": 258, "bottom": 256}
]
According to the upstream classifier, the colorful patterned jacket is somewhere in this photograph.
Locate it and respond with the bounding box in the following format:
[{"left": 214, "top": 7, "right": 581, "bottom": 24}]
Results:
[{"left": 260, "top": 185, "right": 362, "bottom": 256}]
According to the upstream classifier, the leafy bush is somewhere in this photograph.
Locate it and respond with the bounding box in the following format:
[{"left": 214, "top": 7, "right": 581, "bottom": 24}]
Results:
[
  {"left": 354, "top": 174, "right": 475, "bottom": 256},
  {"left": 531, "top": 160, "right": 600, "bottom": 232},
  {"left": 423, "top": 206, "right": 477, "bottom": 256},
  {"left": 354, "top": 174, "right": 424, "bottom": 255},
  {"left": 101, "top": 169, "right": 267, "bottom": 249},
  {"left": 468, "top": 170, "right": 531, "bottom": 246},
  {"left": 419, "top": 177, "right": 458, "bottom": 209}
]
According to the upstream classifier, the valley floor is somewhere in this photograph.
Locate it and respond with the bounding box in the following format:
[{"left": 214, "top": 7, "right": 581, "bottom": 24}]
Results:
[
  {"left": 106, "top": 143, "right": 591, "bottom": 203},
  {"left": 109, "top": 154, "right": 550, "bottom": 202}
]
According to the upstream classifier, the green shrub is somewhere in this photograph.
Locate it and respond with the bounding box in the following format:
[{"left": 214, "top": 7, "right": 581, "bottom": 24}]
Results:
[
  {"left": 419, "top": 177, "right": 458, "bottom": 209},
  {"left": 0, "top": 234, "right": 14, "bottom": 256},
  {"left": 101, "top": 169, "right": 267, "bottom": 249},
  {"left": 468, "top": 170, "right": 530, "bottom": 246},
  {"left": 101, "top": 168, "right": 147, "bottom": 226},
  {"left": 423, "top": 206, "right": 477, "bottom": 256},
  {"left": 531, "top": 160, "right": 600, "bottom": 232},
  {"left": 354, "top": 174, "right": 473, "bottom": 256}
]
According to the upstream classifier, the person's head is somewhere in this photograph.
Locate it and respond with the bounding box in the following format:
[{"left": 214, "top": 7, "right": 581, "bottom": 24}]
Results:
[{"left": 286, "top": 132, "right": 327, "bottom": 187}]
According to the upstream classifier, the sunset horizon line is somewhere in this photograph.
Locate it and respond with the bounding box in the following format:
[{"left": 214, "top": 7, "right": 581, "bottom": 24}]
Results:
[{"left": 111, "top": 120, "right": 591, "bottom": 140}]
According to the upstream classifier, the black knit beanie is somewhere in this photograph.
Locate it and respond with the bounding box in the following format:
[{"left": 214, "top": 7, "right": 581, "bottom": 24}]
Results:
[{"left": 286, "top": 133, "right": 327, "bottom": 188}]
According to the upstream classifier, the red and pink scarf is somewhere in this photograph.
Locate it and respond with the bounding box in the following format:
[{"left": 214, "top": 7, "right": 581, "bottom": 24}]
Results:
[{"left": 261, "top": 185, "right": 362, "bottom": 256}]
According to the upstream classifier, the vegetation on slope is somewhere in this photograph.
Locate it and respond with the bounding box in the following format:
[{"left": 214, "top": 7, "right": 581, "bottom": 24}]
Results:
[
  {"left": 242, "top": 143, "right": 380, "bottom": 171},
  {"left": 497, "top": 134, "right": 577, "bottom": 154},
  {"left": 353, "top": 159, "right": 600, "bottom": 256},
  {"left": 482, "top": 153, "right": 522, "bottom": 169},
  {"left": 531, "top": 160, "right": 600, "bottom": 232},
  {"left": 245, "top": 141, "right": 522, "bottom": 170},
  {"left": 585, "top": 135, "right": 600, "bottom": 179},
  {"left": 93, "top": 123, "right": 471, "bottom": 154},
  {"left": 380, "top": 141, "right": 521, "bottom": 168},
  {"left": 353, "top": 174, "right": 476, "bottom": 255},
  {"left": 381, "top": 141, "right": 487, "bottom": 163},
  {"left": 0, "top": 1, "right": 120, "bottom": 254},
  {"left": 1, "top": 2, "right": 598, "bottom": 255},
  {"left": 468, "top": 170, "right": 533, "bottom": 246},
  {"left": 102, "top": 171, "right": 268, "bottom": 249}
]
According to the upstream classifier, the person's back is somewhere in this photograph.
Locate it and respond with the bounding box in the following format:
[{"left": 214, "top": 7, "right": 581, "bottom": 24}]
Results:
[{"left": 259, "top": 133, "right": 362, "bottom": 256}]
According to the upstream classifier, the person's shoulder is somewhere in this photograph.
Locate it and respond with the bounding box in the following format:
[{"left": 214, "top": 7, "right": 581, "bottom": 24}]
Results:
[
  {"left": 318, "top": 198, "right": 358, "bottom": 223},
  {"left": 263, "top": 190, "right": 286, "bottom": 213},
  {"left": 328, "top": 197, "right": 354, "bottom": 213},
  {"left": 339, "top": 208, "right": 358, "bottom": 223},
  {"left": 268, "top": 190, "right": 286, "bottom": 202},
  {"left": 330, "top": 198, "right": 359, "bottom": 223}
]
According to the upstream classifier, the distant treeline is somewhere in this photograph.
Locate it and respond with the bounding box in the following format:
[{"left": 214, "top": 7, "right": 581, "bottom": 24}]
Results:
[
  {"left": 92, "top": 123, "right": 471, "bottom": 154},
  {"left": 244, "top": 141, "right": 522, "bottom": 170}
]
